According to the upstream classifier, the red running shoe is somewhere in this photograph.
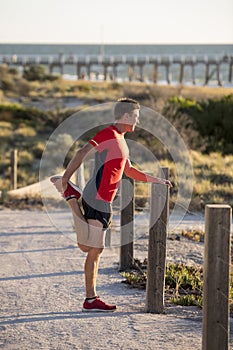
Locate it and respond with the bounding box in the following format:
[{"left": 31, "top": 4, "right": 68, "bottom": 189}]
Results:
[
  {"left": 50, "top": 175, "right": 82, "bottom": 201},
  {"left": 82, "top": 296, "right": 116, "bottom": 312}
]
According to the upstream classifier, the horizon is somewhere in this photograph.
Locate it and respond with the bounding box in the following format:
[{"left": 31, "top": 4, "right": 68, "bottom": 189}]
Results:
[
  {"left": 0, "top": 43, "right": 232, "bottom": 46},
  {"left": 0, "top": 0, "right": 232, "bottom": 45}
]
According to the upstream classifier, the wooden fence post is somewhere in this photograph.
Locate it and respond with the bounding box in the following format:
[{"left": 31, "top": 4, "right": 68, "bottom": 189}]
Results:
[
  {"left": 89, "top": 159, "right": 95, "bottom": 180},
  {"left": 76, "top": 163, "right": 85, "bottom": 190},
  {"left": 11, "top": 149, "right": 18, "bottom": 190},
  {"left": 119, "top": 175, "right": 134, "bottom": 271},
  {"left": 146, "top": 167, "right": 169, "bottom": 313},
  {"left": 202, "top": 204, "right": 232, "bottom": 350}
]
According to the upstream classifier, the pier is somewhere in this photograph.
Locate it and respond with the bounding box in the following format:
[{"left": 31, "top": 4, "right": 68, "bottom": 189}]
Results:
[{"left": 1, "top": 53, "right": 232, "bottom": 86}]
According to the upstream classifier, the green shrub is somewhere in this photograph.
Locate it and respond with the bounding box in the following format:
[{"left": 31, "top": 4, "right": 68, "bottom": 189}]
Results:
[
  {"left": 8, "top": 67, "right": 19, "bottom": 75},
  {"left": 32, "top": 141, "right": 45, "bottom": 158},
  {"left": 23, "top": 65, "right": 47, "bottom": 81},
  {"left": 18, "top": 150, "right": 34, "bottom": 165},
  {"left": 165, "top": 95, "right": 233, "bottom": 154},
  {"left": 15, "top": 126, "right": 37, "bottom": 138},
  {"left": 121, "top": 262, "right": 204, "bottom": 308},
  {"left": 0, "top": 104, "right": 48, "bottom": 129}
]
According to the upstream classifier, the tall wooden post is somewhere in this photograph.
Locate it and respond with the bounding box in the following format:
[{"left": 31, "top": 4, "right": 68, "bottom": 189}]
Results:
[
  {"left": 139, "top": 64, "right": 144, "bottom": 81},
  {"left": 77, "top": 64, "right": 81, "bottom": 79},
  {"left": 228, "top": 59, "right": 232, "bottom": 83},
  {"left": 204, "top": 63, "right": 210, "bottom": 85},
  {"left": 103, "top": 65, "right": 108, "bottom": 80},
  {"left": 113, "top": 65, "right": 117, "bottom": 80},
  {"left": 179, "top": 64, "right": 184, "bottom": 84},
  {"left": 216, "top": 64, "right": 222, "bottom": 86},
  {"left": 87, "top": 65, "right": 91, "bottom": 80},
  {"left": 76, "top": 163, "right": 85, "bottom": 190},
  {"left": 202, "top": 204, "right": 232, "bottom": 350},
  {"left": 120, "top": 175, "right": 134, "bottom": 271},
  {"left": 153, "top": 64, "right": 158, "bottom": 83},
  {"left": 128, "top": 64, "right": 134, "bottom": 82},
  {"left": 191, "top": 64, "right": 196, "bottom": 85},
  {"left": 165, "top": 65, "right": 171, "bottom": 84},
  {"left": 146, "top": 167, "right": 169, "bottom": 313},
  {"left": 11, "top": 149, "right": 18, "bottom": 190}
]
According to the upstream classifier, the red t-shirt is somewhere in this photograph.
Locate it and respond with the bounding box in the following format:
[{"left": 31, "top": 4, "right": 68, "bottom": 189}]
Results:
[{"left": 88, "top": 125, "right": 129, "bottom": 202}]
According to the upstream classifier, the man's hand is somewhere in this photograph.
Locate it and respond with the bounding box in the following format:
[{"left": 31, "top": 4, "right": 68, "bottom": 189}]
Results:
[
  {"left": 53, "top": 177, "right": 68, "bottom": 195},
  {"left": 164, "top": 180, "right": 173, "bottom": 188},
  {"left": 61, "top": 177, "right": 68, "bottom": 193}
]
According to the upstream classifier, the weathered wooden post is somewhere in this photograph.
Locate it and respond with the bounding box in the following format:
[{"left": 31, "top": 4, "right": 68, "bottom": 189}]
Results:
[
  {"left": 228, "top": 58, "right": 233, "bottom": 83},
  {"left": 119, "top": 175, "right": 134, "bottom": 271},
  {"left": 146, "top": 167, "right": 169, "bottom": 313},
  {"left": 113, "top": 65, "right": 117, "bottom": 80},
  {"left": 202, "top": 204, "right": 232, "bottom": 350},
  {"left": 89, "top": 159, "right": 95, "bottom": 180},
  {"left": 76, "top": 163, "right": 85, "bottom": 190},
  {"left": 139, "top": 64, "right": 144, "bottom": 81},
  {"left": 153, "top": 63, "right": 158, "bottom": 84},
  {"left": 216, "top": 63, "right": 222, "bottom": 86},
  {"left": 165, "top": 65, "right": 171, "bottom": 84},
  {"left": 128, "top": 64, "right": 134, "bottom": 82},
  {"left": 179, "top": 63, "right": 184, "bottom": 84},
  {"left": 11, "top": 149, "right": 18, "bottom": 190},
  {"left": 191, "top": 64, "right": 196, "bottom": 85},
  {"left": 103, "top": 65, "right": 108, "bottom": 81},
  {"left": 77, "top": 64, "right": 81, "bottom": 79},
  {"left": 204, "top": 63, "right": 210, "bottom": 85}
]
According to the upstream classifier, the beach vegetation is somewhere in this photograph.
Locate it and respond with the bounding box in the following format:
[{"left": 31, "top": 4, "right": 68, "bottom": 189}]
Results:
[
  {"left": 121, "top": 261, "right": 233, "bottom": 311},
  {"left": 23, "top": 64, "right": 58, "bottom": 82},
  {"left": 121, "top": 262, "right": 204, "bottom": 307},
  {"left": 0, "top": 69, "right": 233, "bottom": 210}
]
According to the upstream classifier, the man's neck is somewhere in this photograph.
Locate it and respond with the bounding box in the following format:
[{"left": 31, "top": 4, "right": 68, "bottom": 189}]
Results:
[{"left": 113, "top": 122, "right": 127, "bottom": 134}]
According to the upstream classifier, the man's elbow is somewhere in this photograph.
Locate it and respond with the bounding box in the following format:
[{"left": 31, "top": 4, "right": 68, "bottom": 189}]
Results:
[{"left": 124, "top": 167, "right": 132, "bottom": 178}]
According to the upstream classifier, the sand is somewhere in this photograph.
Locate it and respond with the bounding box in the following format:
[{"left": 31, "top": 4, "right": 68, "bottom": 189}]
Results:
[{"left": 0, "top": 208, "right": 232, "bottom": 350}]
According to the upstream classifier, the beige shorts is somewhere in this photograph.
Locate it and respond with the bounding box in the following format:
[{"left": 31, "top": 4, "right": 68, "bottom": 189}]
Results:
[{"left": 73, "top": 213, "right": 107, "bottom": 249}]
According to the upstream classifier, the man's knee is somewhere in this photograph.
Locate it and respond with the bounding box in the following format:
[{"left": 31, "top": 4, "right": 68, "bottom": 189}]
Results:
[
  {"left": 78, "top": 243, "right": 104, "bottom": 255},
  {"left": 78, "top": 243, "right": 90, "bottom": 253}
]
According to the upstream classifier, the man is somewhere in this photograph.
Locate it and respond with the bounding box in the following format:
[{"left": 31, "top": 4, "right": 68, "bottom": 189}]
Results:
[{"left": 51, "top": 97, "right": 172, "bottom": 312}]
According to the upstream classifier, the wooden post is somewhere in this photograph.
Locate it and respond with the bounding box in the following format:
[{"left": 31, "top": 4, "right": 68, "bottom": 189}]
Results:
[
  {"left": 87, "top": 65, "right": 91, "bottom": 80},
  {"left": 105, "top": 228, "right": 111, "bottom": 247},
  {"left": 77, "top": 64, "right": 81, "bottom": 79},
  {"left": 165, "top": 65, "right": 171, "bottom": 84},
  {"left": 103, "top": 65, "right": 108, "bottom": 80},
  {"left": 128, "top": 64, "right": 134, "bottom": 82},
  {"left": 228, "top": 59, "right": 232, "bottom": 83},
  {"left": 216, "top": 64, "right": 222, "bottom": 86},
  {"left": 76, "top": 163, "right": 85, "bottom": 190},
  {"left": 202, "top": 204, "right": 232, "bottom": 350},
  {"left": 113, "top": 65, "right": 117, "bottom": 80},
  {"left": 89, "top": 159, "right": 95, "bottom": 180},
  {"left": 153, "top": 64, "right": 158, "bottom": 83},
  {"left": 11, "top": 149, "right": 18, "bottom": 190},
  {"left": 139, "top": 64, "right": 144, "bottom": 81},
  {"left": 204, "top": 63, "right": 210, "bottom": 85},
  {"left": 179, "top": 63, "right": 184, "bottom": 84},
  {"left": 119, "top": 175, "right": 134, "bottom": 271},
  {"left": 146, "top": 167, "right": 169, "bottom": 313},
  {"left": 191, "top": 64, "right": 196, "bottom": 85}
]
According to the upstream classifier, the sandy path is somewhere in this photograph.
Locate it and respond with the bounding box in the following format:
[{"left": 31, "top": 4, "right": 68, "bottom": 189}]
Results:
[{"left": 0, "top": 209, "right": 232, "bottom": 350}]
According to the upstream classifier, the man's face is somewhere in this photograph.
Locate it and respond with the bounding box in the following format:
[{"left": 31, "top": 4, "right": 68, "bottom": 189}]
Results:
[{"left": 125, "top": 109, "right": 140, "bottom": 132}]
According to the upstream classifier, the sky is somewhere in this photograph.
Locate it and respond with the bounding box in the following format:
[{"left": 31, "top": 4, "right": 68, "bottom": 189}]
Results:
[{"left": 0, "top": 0, "right": 232, "bottom": 44}]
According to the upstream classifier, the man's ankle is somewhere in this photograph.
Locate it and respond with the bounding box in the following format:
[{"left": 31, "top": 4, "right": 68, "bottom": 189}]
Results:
[{"left": 86, "top": 295, "right": 97, "bottom": 303}]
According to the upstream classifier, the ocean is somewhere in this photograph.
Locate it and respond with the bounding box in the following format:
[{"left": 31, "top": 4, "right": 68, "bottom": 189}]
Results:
[{"left": 0, "top": 44, "right": 232, "bottom": 85}]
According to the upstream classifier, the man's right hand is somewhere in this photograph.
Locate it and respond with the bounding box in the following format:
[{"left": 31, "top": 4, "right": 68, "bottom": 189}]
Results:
[
  {"left": 61, "top": 177, "right": 68, "bottom": 193},
  {"left": 53, "top": 177, "right": 67, "bottom": 195}
]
